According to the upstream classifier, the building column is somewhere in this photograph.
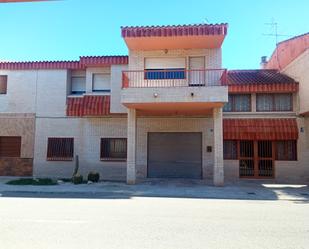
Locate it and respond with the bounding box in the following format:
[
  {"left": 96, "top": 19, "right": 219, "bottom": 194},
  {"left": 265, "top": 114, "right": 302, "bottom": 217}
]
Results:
[
  {"left": 213, "top": 107, "right": 224, "bottom": 186},
  {"left": 127, "top": 108, "right": 136, "bottom": 184}
]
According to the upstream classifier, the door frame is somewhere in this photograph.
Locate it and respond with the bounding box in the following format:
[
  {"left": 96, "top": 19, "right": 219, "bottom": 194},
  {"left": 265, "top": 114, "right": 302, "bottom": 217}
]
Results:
[
  {"left": 238, "top": 140, "right": 275, "bottom": 179},
  {"left": 188, "top": 56, "right": 205, "bottom": 86}
]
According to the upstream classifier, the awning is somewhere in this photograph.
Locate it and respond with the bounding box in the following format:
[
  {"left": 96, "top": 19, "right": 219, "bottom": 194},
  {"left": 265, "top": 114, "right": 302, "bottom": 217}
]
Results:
[
  {"left": 228, "top": 83, "right": 298, "bottom": 93},
  {"left": 67, "top": 95, "right": 111, "bottom": 117},
  {"left": 223, "top": 119, "right": 298, "bottom": 140}
]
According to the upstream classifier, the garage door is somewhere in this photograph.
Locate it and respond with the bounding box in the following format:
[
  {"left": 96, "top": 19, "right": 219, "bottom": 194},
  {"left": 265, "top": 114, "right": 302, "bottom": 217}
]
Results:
[{"left": 148, "top": 132, "right": 202, "bottom": 179}]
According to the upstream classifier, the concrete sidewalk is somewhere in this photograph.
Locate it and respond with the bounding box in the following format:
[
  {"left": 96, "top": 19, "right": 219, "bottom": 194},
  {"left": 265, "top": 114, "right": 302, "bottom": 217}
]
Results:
[{"left": 0, "top": 178, "right": 308, "bottom": 201}]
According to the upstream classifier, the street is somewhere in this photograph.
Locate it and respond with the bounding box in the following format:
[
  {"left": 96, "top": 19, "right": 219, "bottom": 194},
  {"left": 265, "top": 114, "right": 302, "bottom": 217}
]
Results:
[{"left": 0, "top": 195, "right": 308, "bottom": 249}]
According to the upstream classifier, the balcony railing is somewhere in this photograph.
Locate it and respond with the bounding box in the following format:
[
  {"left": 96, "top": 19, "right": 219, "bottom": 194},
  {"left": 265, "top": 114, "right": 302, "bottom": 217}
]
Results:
[{"left": 122, "top": 69, "right": 227, "bottom": 88}]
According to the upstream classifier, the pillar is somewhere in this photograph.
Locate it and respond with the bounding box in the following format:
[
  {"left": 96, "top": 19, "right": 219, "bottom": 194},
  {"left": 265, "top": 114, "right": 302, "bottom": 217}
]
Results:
[
  {"left": 127, "top": 108, "right": 136, "bottom": 184},
  {"left": 213, "top": 107, "right": 224, "bottom": 186}
]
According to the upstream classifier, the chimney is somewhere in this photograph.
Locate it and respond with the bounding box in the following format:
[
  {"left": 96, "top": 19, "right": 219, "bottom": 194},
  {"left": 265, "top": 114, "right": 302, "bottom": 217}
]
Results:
[{"left": 260, "top": 56, "right": 267, "bottom": 69}]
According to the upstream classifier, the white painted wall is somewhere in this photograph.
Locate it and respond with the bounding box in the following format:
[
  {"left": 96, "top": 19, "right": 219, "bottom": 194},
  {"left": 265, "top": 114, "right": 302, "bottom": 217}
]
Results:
[
  {"left": 36, "top": 70, "right": 68, "bottom": 117},
  {"left": 0, "top": 70, "right": 37, "bottom": 113},
  {"left": 110, "top": 64, "right": 128, "bottom": 113},
  {"left": 283, "top": 49, "right": 309, "bottom": 114},
  {"left": 33, "top": 117, "right": 128, "bottom": 180}
]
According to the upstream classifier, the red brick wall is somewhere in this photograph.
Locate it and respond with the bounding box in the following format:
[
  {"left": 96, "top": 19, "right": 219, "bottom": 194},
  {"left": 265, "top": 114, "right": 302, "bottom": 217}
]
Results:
[{"left": 0, "top": 158, "right": 33, "bottom": 176}]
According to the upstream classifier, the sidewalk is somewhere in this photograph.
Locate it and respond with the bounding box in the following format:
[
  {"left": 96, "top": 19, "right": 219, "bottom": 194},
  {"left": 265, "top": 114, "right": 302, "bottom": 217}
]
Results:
[{"left": 0, "top": 178, "right": 308, "bottom": 201}]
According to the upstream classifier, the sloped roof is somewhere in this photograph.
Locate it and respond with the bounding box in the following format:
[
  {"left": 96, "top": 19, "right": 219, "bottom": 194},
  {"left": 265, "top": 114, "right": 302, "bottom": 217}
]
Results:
[
  {"left": 0, "top": 56, "right": 128, "bottom": 70},
  {"left": 121, "top": 23, "right": 228, "bottom": 38},
  {"left": 265, "top": 32, "right": 309, "bottom": 70},
  {"left": 226, "top": 69, "right": 296, "bottom": 85}
]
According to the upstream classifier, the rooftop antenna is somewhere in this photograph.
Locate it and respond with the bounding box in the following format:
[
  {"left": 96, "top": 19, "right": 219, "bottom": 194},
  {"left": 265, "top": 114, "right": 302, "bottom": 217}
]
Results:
[
  {"left": 262, "top": 18, "right": 292, "bottom": 70},
  {"left": 203, "top": 18, "right": 209, "bottom": 24},
  {"left": 262, "top": 18, "right": 291, "bottom": 45}
]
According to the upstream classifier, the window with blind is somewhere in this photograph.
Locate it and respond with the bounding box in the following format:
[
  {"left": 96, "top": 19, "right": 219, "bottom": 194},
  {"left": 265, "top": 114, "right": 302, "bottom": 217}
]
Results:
[
  {"left": 92, "top": 73, "right": 111, "bottom": 92},
  {"left": 0, "top": 75, "right": 8, "bottom": 94},
  {"left": 256, "top": 93, "right": 292, "bottom": 112},
  {"left": 144, "top": 57, "right": 186, "bottom": 79},
  {"left": 223, "top": 94, "right": 251, "bottom": 112},
  {"left": 71, "top": 76, "right": 86, "bottom": 95},
  {"left": 0, "top": 136, "right": 21, "bottom": 157},
  {"left": 100, "top": 138, "right": 127, "bottom": 161},
  {"left": 47, "top": 138, "right": 74, "bottom": 161},
  {"left": 276, "top": 140, "right": 297, "bottom": 161},
  {"left": 223, "top": 140, "right": 238, "bottom": 159}
]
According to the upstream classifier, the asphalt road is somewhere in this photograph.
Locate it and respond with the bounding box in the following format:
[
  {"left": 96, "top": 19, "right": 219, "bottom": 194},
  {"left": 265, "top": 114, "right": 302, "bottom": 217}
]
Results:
[{"left": 0, "top": 195, "right": 308, "bottom": 249}]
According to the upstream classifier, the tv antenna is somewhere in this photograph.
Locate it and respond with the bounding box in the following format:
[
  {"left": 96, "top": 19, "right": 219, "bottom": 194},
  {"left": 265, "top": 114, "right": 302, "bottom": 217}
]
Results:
[{"left": 262, "top": 18, "right": 291, "bottom": 45}]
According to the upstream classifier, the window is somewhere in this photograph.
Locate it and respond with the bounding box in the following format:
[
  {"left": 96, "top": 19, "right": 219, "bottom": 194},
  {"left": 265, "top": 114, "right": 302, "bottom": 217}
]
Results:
[
  {"left": 223, "top": 140, "right": 238, "bottom": 159},
  {"left": 47, "top": 138, "right": 74, "bottom": 161},
  {"left": 0, "top": 136, "right": 21, "bottom": 157},
  {"left": 0, "top": 75, "right": 8, "bottom": 94},
  {"left": 256, "top": 93, "right": 292, "bottom": 112},
  {"left": 144, "top": 57, "right": 186, "bottom": 80},
  {"left": 100, "top": 138, "right": 127, "bottom": 161},
  {"left": 223, "top": 94, "right": 251, "bottom": 112},
  {"left": 71, "top": 76, "right": 86, "bottom": 95},
  {"left": 276, "top": 140, "right": 297, "bottom": 161},
  {"left": 92, "top": 73, "right": 111, "bottom": 92}
]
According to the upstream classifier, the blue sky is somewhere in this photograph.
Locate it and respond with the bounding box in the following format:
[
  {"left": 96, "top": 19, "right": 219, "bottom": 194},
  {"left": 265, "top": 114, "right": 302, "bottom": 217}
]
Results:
[{"left": 0, "top": 0, "right": 308, "bottom": 69}]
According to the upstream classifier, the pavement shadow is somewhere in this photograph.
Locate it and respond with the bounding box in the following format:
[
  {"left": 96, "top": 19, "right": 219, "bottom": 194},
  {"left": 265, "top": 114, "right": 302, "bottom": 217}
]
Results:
[{"left": 0, "top": 179, "right": 308, "bottom": 201}]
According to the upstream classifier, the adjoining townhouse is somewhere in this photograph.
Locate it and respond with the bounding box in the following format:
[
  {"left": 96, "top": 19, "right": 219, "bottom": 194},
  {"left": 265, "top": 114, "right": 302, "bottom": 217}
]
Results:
[{"left": 0, "top": 23, "right": 308, "bottom": 185}]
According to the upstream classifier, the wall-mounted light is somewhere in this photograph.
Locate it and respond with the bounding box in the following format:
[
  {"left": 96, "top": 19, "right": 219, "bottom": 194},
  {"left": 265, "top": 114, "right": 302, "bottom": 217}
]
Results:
[
  {"left": 191, "top": 92, "right": 194, "bottom": 97},
  {"left": 300, "top": 127, "right": 304, "bottom": 132},
  {"left": 164, "top": 49, "right": 168, "bottom": 54},
  {"left": 153, "top": 93, "right": 158, "bottom": 98}
]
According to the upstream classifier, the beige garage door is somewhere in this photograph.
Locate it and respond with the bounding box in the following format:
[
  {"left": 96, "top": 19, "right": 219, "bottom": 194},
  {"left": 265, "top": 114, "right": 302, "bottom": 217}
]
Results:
[{"left": 147, "top": 132, "right": 202, "bottom": 179}]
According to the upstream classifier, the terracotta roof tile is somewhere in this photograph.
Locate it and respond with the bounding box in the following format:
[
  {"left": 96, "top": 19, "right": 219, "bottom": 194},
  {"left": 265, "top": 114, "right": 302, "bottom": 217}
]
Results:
[
  {"left": 121, "top": 23, "right": 228, "bottom": 38},
  {"left": 226, "top": 69, "right": 296, "bottom": 85},
  {"left": 66, "top": 95, "right": 111, "bottom": 117},
  {"left": 0, "top": 56, "right": 128, "bottom": 70},
  {"left": 224, "top": 69, "right": 298, "bottom": 93},
  {"left": 223, "top": 118, "right": 298, "bottom": 140}
]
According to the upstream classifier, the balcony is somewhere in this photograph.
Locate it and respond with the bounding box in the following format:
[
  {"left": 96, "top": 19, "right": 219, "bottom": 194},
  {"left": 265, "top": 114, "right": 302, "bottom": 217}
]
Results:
[
  {"left": 121, "top": 69, "right": 228, "bottom": 115},
  {"left": 122, "top": 69, "right": 227, "bottom": 88}
]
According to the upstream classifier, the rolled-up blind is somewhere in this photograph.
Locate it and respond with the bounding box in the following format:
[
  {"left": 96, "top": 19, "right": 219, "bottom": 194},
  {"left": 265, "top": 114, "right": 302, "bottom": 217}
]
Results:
[
  {"left": 145, "top": 57, "right": 185, "bottom": 69},
  {"left": 93, "top": 74, "right": 111, "bottom": 91}
]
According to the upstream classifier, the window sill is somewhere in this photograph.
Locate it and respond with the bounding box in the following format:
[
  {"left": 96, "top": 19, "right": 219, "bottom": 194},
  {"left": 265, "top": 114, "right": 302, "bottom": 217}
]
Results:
[
  {"left": 100, "top": 158, "right": 127, "bottom": 162},
  {"left": 46, "top": 158, "right": 73, "bottom": 161}
]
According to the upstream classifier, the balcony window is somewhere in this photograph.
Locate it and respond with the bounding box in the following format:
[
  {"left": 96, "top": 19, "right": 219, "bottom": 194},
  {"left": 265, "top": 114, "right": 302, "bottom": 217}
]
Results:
[
  {"left": 256, "top": 93, "right": 292, "bottom": 112},
  {"left": 0, "top": 75, "right": 7, "bottom": 94},
  {"left": 223, "top": 94, "right": 251, "bottom": 112},
  {"left": 144, "top": 57, "right": 186, "bottom": 80},
  {"left": 92, "top": 73, "right": 111, "bottom": 92}
]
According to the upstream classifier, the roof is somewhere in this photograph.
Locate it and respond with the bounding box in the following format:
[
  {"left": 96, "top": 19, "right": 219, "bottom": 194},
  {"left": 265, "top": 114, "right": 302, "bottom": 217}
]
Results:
[
  {"left": 0, "top": 55, "right": 128, "bottom": 70},
  {"left": 226, "top": 69, "right": 296, "bottom": 85},
  {"left": 223, "top": 118, "right": 298, "bottom": 140},
  {"left": 121, "top": 23, "right": 228, "bottom": 38},
  {"left": 265, "top": 32, "right": 309, "bottom": 70}
]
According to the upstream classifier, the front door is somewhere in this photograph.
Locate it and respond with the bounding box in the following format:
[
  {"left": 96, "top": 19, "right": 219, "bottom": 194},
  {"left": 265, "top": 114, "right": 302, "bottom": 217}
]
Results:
[{"left": 239, "top": 140, "right": 274, "bottom": 178}]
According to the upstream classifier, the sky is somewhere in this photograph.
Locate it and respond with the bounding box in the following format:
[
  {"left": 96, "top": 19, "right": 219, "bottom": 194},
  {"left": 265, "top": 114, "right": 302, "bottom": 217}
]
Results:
[{"left": 0, "top": 0, "right": 308, "bottom": 69}]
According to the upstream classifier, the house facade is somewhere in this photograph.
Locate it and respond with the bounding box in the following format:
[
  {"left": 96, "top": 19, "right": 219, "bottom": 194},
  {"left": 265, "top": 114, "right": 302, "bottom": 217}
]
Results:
[{"left": 0, "top": 24, "right": 308, "bottom": 185}]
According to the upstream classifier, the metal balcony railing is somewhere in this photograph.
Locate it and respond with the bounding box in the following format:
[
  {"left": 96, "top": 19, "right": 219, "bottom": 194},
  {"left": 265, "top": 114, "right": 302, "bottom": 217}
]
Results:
[{"left": 122, "top": 69, "right": 227, "bottom": 88}]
